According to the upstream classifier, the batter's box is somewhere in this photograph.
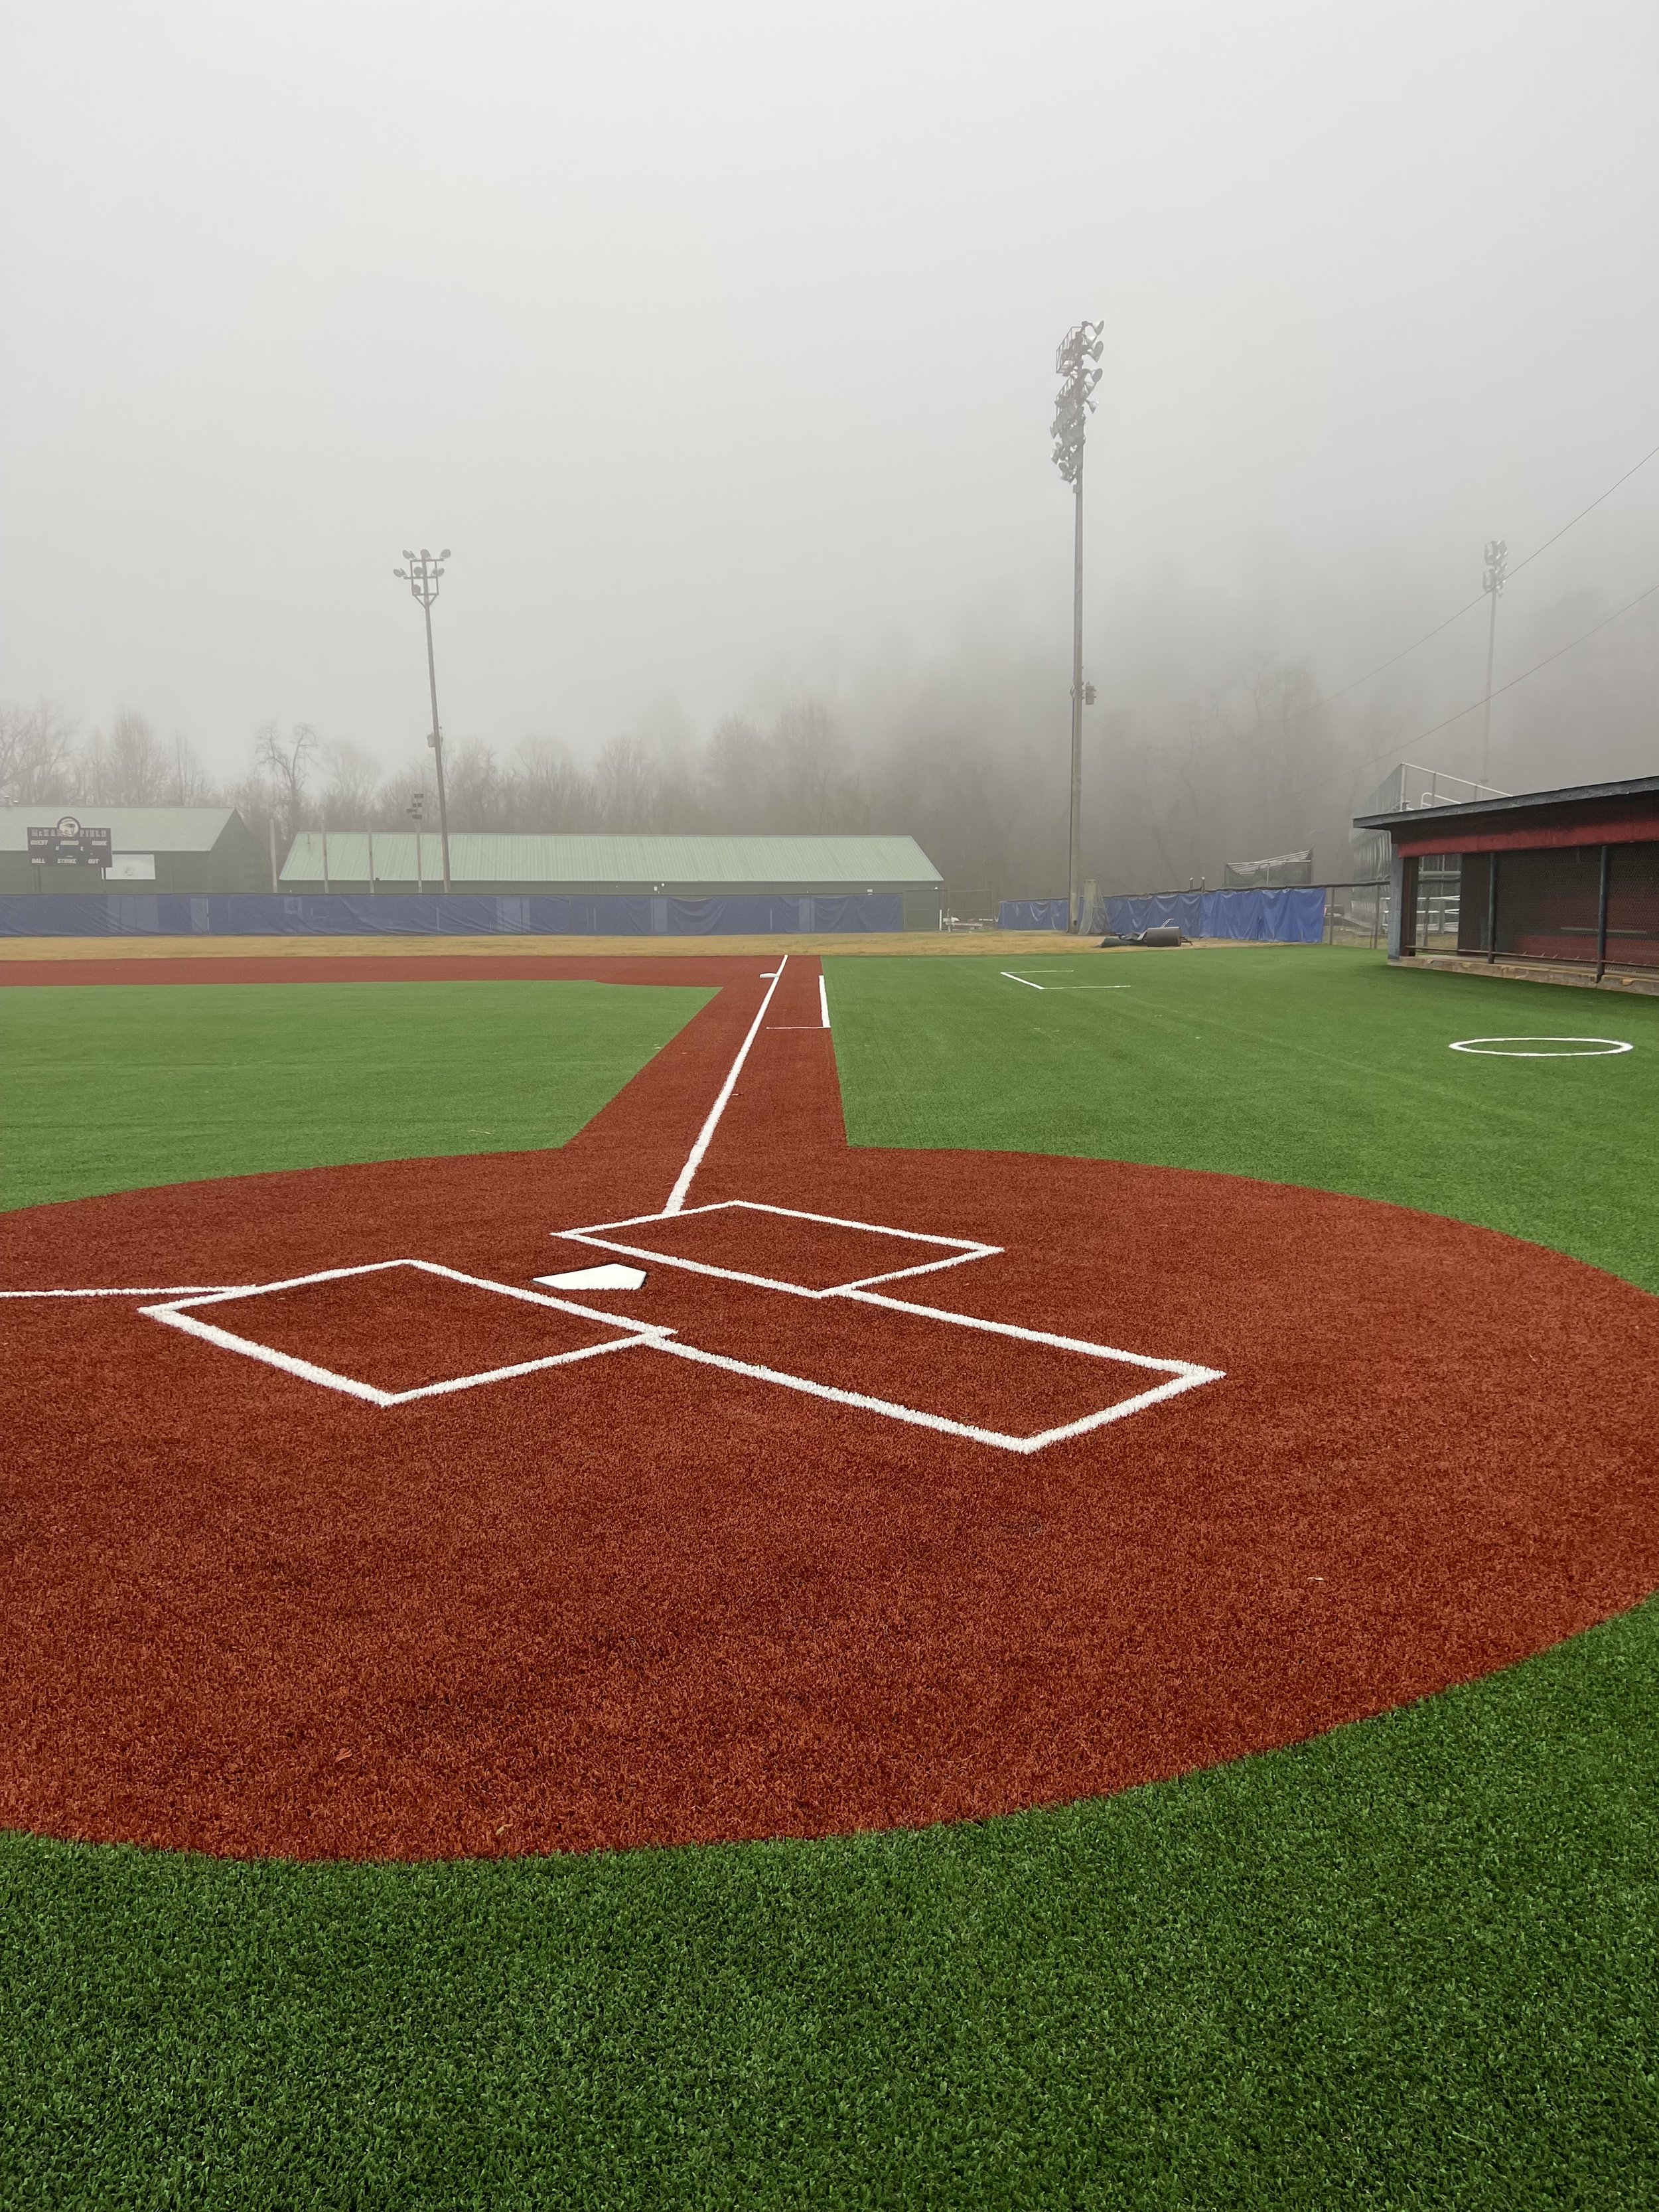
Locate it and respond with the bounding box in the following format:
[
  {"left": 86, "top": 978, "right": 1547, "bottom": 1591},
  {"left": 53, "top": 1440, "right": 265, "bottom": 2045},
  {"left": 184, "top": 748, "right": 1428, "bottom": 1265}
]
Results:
[
  {"left": 558, "top": 1199, "right": 999, "bottom": 1295},
  {"left": 553, "top": 1201, "right": 1224, "bottom": 1453},
  {"left": 658, "top": 1294, "right": 1224, "bottom": 1453},
  {"left": 141, "top": 1261, "right": 668, "bottom": 1407}
]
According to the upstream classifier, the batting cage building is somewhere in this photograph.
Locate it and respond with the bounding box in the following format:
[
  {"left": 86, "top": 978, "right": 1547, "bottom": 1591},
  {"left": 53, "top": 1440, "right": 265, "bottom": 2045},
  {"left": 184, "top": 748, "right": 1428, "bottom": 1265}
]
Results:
[{"left": 279, "top": 832, "right": 946, "bottom": 932}]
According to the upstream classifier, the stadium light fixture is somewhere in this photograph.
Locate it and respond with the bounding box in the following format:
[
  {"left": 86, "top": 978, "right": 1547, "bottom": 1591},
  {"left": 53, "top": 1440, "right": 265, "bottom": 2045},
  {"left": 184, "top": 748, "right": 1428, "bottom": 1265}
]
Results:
[
  {"left": 1052, "top": 321, "right": 1104, "bottom": 932},
  {"left": 393, "top": 548, "right": 455, "bottom": 892}
]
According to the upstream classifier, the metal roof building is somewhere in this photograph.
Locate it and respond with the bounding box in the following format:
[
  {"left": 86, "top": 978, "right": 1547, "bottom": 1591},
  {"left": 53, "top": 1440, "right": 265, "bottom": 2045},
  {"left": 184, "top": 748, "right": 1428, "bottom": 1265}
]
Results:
[
  {"left": 281, "top": 832, "right": 945, "bottom": 930},
  {"left": 0, "top": 806, "right": 263, "bottom": 896}
]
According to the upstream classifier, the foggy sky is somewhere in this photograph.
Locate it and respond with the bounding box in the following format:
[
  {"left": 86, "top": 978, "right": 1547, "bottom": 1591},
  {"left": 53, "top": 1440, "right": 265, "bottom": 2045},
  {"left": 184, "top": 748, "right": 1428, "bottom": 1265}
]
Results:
[{"left": 3, "top": 0, "right": 1656, "bottom": 784}]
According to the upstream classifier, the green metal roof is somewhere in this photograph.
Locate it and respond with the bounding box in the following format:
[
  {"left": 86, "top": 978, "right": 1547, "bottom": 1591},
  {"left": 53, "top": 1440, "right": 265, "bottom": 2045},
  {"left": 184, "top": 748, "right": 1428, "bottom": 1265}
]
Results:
[
  {"left": 281, "top": 832, "right": 942, "bottom": 888},
  {"left": 0, "top": 806, "right": 240, "bottom": 854}
]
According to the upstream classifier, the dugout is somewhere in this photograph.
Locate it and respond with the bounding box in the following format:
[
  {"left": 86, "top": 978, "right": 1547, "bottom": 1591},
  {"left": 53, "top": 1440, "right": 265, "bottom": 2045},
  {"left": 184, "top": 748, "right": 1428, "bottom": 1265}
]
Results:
[
  {"left": 279, "top": 832, "right": 946, "bottom": 932},
  {"left": 1352, "top": 773, "right": 1659, "bottom": 988},
  {"left": 0, "top": 806, "right": 264, "bottom": 897}
]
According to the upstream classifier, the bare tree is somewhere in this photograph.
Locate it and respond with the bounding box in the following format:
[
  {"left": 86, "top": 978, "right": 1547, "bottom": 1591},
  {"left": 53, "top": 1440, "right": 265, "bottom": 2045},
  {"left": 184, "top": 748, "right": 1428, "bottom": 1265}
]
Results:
[
  {"left": 252, "top": 721, "right": 318, "bottom": 845},
  {"left": 165, "top": 734, "right": 216, "bottom": 806},
  {"left": 0, "top": 698, "right": 78, "bottom": 806},
  {"left": 317, "top": 738, "right": 381, "bottom": 828},
  {"left": 514, "top": 738, "right": 597, "bottom": 832},
  {"left": 769, "top": 700, "right": 851, "bottom": 830},
  {"left": 441, "top": 741, "right": 512, "bottom": 832},
  {"left": 703, "top": 716, "right": 769, "bottom": 830},
  {"left": 595, "top": 732, "right": 660, "bottom": 831},
  {"left": 84, "top": 708, "right": 170, "bottom": 806}
]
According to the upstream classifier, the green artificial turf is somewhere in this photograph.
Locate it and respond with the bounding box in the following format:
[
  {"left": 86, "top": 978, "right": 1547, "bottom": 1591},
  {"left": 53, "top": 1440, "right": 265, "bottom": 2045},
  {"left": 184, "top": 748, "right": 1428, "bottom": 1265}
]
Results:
[
  {"left": 3, "top": 950, "right": 1657, "bottom": 2207},
  {"left": 0, "top": 980, "right": 713, "bottom": 1212},
  {"left": 828, "top": 944, "right": 1659, "bottom": 1294}
]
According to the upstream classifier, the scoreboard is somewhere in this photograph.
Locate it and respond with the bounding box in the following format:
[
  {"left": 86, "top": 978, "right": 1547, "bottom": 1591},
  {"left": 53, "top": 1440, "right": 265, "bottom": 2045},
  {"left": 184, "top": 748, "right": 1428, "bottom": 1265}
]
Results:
[{"left": 28, "top": 817, "right": 113, "bottom": 868}]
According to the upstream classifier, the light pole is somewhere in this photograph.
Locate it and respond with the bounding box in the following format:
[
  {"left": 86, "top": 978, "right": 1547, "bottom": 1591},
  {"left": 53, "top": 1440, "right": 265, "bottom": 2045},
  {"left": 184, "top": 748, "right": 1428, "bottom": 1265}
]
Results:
[
  {"left": 1479, "top": 538, "right": 1506, "bottom": 790},
  {"left": 393, "top": 548, "right": 454, "bottom": 892},
  {"left": 407, "top": 790, "right": 425, "bottom": 896},
  {"left": 1052, "top": 322, "right": 1104, "bottom": 931}
]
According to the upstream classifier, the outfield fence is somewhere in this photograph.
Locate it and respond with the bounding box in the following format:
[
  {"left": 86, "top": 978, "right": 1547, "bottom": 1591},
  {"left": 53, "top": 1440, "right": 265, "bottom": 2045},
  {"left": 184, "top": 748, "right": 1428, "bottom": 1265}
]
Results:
[
  {"left": 0, "top": 891, "right": 910, "bottom": 938},
  {"left": 999, "top": 885, "right": 1389, "bottom": 946}
]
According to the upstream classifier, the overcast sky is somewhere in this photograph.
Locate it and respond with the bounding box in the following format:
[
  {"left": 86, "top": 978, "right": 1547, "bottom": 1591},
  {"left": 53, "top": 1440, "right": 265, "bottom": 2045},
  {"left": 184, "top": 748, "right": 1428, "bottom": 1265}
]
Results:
[{"left": 3, "top": 0, "right": 1656, "bottom": 774}]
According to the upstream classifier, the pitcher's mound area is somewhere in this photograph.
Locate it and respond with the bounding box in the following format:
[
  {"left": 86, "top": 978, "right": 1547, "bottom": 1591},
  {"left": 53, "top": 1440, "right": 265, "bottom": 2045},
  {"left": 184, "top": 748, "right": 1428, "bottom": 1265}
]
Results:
[{"left": 4, "top": 1138, "right": 1658, "bottom": 1861}]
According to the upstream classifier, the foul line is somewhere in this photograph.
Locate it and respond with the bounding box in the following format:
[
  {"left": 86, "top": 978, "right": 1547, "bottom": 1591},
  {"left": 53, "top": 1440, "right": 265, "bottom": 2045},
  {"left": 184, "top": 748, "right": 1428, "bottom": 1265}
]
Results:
[
  {"left": 663, "top": 956, "right": 789, "bottom": 1215},
  {"left": 0, "top": 1284, "right": 252, "bottom": 1299},
  {"left": 819, "top": 973, "right": 831, "bottom": 1029},
  {"left": 1001, "top": 972, "right": 1045, "bottom": 990}
]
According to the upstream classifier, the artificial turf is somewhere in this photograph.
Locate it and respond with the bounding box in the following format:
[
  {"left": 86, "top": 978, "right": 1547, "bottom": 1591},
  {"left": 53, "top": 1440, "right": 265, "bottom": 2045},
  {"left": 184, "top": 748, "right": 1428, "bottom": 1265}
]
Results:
[
  {"left": 3, "top": 948, "right": 1656, "bottom": 2207},
  {"left": 0, "top": 979, "right": 713, "bottom": 1213},
  {"left": 829, "top": 944, "right": 1659, "bottom": 1294}
]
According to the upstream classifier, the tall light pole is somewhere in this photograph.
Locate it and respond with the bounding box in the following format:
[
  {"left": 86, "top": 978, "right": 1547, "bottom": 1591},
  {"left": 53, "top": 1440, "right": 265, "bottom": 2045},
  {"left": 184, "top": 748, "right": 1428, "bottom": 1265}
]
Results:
[
  {"left": 1480, "top": 538, "right": 1506, "bottom": 789},
  {"left": 393, "top": 548, "right": 454, "bottom": 892},
  {"left": 1052, "top": 322, "right": 1104, "bottom": 930}
]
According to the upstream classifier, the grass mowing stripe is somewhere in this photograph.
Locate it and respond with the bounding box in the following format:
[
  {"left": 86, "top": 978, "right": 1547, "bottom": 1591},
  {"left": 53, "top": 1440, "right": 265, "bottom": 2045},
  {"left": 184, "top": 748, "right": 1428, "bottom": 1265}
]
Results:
[
  {"left": 0, "top": 980, "right": 714, "bottom": 1213},
  {"left": 2, "top": 950, "right": 1656, "bottom": 2204}
]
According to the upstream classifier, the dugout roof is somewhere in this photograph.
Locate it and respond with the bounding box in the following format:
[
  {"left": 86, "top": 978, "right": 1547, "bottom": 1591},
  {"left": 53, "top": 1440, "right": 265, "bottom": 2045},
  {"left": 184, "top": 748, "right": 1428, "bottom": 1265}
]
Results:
[{"left": 1354, "top": 773, "right": 1659, "bottom": 856}]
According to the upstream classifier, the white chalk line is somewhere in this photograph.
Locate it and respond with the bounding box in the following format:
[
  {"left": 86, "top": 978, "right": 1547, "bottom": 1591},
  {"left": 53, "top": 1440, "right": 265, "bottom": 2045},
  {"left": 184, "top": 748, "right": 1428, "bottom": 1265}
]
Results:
[
  {"left": 139, "top": 1258, "right": 676, "bottom": 1409},
  {"left": 559, "top": 1197, "right": 998, "bottom": 1299},
  {"left": 0, "top": 1284, "right": 253, "bottom": 1299},
  {"left": 663, "top": 956, "right": 788, "bottom": 1215},
  {"left": 999, "top": 972, "right": 1129, "bottom": 993},
  {"left": 1449, "top": 1035, "right": 1632, "bottom": 1057},
  {"left": 647, "top": 1337, "right": 1217, "bottom": 1455},
  {"left": 552, "top": 1196, "right": 1223, "bottom": 1450},
  {"left": 19, "top": 963, "right": 1220, "bottom": 1449}
]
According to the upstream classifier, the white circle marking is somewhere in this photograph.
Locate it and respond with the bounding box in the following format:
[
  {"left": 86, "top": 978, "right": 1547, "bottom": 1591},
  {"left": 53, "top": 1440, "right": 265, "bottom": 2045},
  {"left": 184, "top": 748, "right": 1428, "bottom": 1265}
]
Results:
[{"left": 1448, "top": 1036, "right": 1633, "bottom": 1057}]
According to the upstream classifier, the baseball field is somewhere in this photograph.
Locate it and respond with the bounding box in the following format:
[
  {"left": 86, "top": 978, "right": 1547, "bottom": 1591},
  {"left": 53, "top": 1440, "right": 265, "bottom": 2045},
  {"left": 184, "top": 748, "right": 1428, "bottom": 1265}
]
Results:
[{"left": 2, "top": 940, "right": 1656, "bottom": 2206}]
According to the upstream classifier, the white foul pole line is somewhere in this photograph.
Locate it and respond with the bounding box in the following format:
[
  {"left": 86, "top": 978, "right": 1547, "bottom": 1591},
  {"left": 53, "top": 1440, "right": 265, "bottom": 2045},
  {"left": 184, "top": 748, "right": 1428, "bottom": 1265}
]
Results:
[{"left": 662, "top": 956, "right": 789, "bottom": 1216}]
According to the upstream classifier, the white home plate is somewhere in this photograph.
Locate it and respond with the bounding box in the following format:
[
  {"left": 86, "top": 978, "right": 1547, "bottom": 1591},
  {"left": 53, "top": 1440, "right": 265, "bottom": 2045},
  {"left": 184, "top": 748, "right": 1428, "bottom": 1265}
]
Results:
[{"left": 536, "top": 1263, "right": 650, "bottom": 1291}]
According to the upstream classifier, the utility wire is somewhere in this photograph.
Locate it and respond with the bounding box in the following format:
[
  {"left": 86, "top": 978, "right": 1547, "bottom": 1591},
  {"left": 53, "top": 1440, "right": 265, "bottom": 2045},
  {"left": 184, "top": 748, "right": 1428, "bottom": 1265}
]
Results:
[
  {"left": 1270, "top": 577, "right": 1659, "bottom": 809},
  {"left": 1275, "top": 434, "right": 1659, "bottom": 723},
  {"left": 1505, "top": 437, "right": 1659, "bottom": 581},
  {"left": 1391, "top": 578, "right": 1659, "bottom": 752}
]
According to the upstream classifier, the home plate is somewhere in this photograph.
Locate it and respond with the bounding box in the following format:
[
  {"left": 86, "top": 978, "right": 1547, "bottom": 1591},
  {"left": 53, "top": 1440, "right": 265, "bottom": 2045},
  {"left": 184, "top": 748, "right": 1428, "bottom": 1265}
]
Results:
[{"left": 536, "top": 1263, "right": 649, "bottom": 1291}]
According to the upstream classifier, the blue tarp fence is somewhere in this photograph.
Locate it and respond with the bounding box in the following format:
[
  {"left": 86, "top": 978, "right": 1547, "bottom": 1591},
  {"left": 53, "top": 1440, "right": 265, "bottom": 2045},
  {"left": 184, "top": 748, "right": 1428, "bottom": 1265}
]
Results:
[
  {"left": 998, "top": 899, "right": 1074, "bottom": 931},
  {"left": 999, "top": 889, "right": 1327, "bottom": 942},
  {"left": 0, "top": 892, "right": 906, "bottom": 938}
]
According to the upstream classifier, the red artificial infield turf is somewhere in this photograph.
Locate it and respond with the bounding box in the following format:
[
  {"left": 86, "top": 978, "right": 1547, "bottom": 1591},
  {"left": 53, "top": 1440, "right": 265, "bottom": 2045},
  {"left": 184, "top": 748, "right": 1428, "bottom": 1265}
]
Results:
[
  {"left": 176, "top": 1266, "right": 642, "bottom": 1398},
  {"left": 2, "top": 955, "right": 1658, "bottom": 1860}
]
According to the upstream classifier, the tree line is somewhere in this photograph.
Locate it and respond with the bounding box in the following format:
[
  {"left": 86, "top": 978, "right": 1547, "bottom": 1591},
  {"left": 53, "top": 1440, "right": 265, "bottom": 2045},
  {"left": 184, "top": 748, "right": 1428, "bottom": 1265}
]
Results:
[{"left": 8, "top": 570, "right": 1643, "bottom": 906}]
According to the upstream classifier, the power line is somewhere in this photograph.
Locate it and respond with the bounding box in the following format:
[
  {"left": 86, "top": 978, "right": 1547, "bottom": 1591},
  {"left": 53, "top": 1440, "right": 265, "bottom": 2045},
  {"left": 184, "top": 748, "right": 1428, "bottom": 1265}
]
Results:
[
  {"left": 1392, "top": 577, "right": 1659, "bottom": 753},
  {"left": 1273, "top": 576, "right": 1659, "bottom": 811},
  {"left": 1274, "top": 433, "right": 1659, "bottom": 724},
  {"left": 1506, "top": 437, "right": 1659, "bottom": 581}
]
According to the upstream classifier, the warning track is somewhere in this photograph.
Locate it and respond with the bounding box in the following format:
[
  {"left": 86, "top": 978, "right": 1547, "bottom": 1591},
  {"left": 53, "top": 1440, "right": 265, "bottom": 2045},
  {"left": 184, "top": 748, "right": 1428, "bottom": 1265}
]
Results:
[{"left": 2, "top": 955, "right": 1658, "bottom": 1860}]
